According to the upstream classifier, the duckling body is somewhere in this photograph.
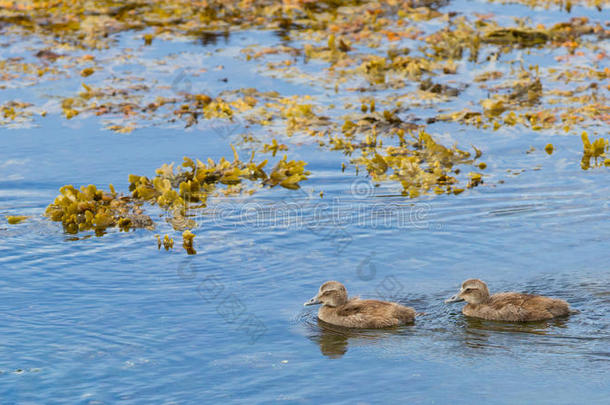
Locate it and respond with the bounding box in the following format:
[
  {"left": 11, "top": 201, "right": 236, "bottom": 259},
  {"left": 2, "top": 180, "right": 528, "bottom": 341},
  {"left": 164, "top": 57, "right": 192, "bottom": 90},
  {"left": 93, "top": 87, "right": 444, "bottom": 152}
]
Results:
[
  {"left": 462, "top": 292, "right": 570, "bottom": 322},
  {"left": 319, "top": 298, "right": 415, "bottom": 328},
  {"left": 446, "top": 279, "right": 571, "bottom": 322},
  {"left": 305, "top": 281, "right": 415, "bottom": 328}
]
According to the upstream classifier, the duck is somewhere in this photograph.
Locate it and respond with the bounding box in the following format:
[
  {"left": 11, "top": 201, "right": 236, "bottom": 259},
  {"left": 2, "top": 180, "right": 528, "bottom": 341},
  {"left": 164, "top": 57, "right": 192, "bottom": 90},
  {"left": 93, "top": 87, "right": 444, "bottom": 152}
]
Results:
[
  {"left": 304, "top": 281, "right": 415, "bottom": 328},
  {"left": 445, "top": 279, "right": 571, "bottom": 322}
]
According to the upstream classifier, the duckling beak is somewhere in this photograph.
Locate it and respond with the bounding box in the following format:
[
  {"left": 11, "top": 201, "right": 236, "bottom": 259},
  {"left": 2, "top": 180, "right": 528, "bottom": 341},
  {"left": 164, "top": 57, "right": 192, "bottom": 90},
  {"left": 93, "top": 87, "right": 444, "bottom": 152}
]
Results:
[
  {"left": 304, "top": 295, "right": 321, "bottom": 306},
  {"left": 445, "top": 293, "right": 464, "bottom": 303}
]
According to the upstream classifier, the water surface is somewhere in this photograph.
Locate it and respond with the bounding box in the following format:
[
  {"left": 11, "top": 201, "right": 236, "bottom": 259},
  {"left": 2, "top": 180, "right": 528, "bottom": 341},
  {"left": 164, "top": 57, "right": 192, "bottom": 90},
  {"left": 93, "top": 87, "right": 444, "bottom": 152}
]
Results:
[{"left": 1, "top": 0, "right": 609, "bottom": 403}]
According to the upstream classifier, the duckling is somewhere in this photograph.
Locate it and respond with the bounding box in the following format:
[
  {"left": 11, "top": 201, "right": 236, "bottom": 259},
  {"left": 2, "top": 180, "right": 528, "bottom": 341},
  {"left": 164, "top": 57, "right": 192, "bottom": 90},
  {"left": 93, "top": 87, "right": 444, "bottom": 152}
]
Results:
[
  {"left": 445, "top": 279, "right": 571, "bottom": 322},
  {"left": 304, "top": 281, "right": 415, "bottom": 328}
]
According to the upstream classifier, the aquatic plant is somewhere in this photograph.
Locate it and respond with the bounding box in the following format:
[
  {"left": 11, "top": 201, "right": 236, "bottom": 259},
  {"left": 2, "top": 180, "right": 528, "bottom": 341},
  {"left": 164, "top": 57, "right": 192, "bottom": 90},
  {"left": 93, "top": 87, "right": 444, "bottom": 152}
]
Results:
[
  {"left": 44, "top": 150, "right": 310, "bottom": 241},
  {"left": 182, "top": 230, "right": 196, "bottom": 255},
  {"left": 262, "top": 139, "right": 288, "bottom": 157},
  {"left": 6, "top": 215, "right": 29, "bottom": 224},
  {"left": 352, "top": 130, "right": 481, "bottom": 197},
  {"left": 44, "top": 184, "right": 153, "bottom": 236},
  {"left": 580, "top": 132, "right": 609, "bottom": 170}
]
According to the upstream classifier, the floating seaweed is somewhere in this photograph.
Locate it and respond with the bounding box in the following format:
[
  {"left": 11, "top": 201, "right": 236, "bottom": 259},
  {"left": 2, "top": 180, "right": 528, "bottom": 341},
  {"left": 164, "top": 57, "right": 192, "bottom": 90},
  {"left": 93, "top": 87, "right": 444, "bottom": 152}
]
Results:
[
  {"left": 262, "top": 139, "right": 288, "bottom": 157},
  {"left": 156, "top": 234, "right": 174, "bottom": 250},
  {"left": 44, "top": 184, "right": 153, "bottom": 236},
  {"left": 352, "top": 130, "right": 481, "bottom": 197},
  {"left": 580, "top": 132, "right": 609, "bottom": 170},
  {"left": 182, "top": 230, "right": 196, "bottom": 255},
  {"left": 487, "top": 0, "right": 604, "bottom": 11},
  {"left": 44, "top": 149, "right": 309, "bottom": 240},
  {"left": 129, "top": 147, "right": 308, "bottom": 214},
  {"left": 6, "top": 215, "right": 29, "bottom": 224},
  {"left": 482, "top": 28, "right": 549, "bottom": 47}
]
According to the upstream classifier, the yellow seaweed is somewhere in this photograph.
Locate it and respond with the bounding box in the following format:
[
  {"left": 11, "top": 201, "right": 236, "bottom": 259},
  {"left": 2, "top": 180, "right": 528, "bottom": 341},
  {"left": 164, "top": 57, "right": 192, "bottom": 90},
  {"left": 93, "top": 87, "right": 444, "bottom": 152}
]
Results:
[
  {"left": 6, "top": 215, "right": 29, "bottom": 224},
  {"left": 581, "top": 132, "right": 608, "bottom": 170},
  {"left": 182, "top": 230, "right": 196, "bottom": 255}
]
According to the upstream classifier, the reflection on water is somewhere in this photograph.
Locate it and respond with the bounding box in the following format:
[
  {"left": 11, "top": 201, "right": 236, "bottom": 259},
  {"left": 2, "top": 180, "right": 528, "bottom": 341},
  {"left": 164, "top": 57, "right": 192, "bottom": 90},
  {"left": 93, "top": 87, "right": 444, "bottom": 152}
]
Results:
[
  {"left": 199, "top": 31, "right": 230, "bottom": 46},
  {"left": 304, "top": 316, "right": 410, "bottom": 359},
  {"left": 464, "top": 316, "right": 569, "bottom": 336},
  {"left": 312, "top": 321, "right": 349, "bottom": 358},
  {"left": 465, "top": 316, "right": 569, "bottom": 334},
  {"left": 459, "top": 317, "right": 570, "bottom": 351}
]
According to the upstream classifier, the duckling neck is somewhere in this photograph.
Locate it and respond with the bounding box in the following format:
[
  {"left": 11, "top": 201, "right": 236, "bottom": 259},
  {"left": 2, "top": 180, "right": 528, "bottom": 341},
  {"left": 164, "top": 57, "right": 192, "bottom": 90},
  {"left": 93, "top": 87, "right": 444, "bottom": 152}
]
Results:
[
  {"left": 318, "top": 304, "right": 340, "bottom": 322},
  {"left": 469, "top": 296, "right": 491, "bottom": 307}
]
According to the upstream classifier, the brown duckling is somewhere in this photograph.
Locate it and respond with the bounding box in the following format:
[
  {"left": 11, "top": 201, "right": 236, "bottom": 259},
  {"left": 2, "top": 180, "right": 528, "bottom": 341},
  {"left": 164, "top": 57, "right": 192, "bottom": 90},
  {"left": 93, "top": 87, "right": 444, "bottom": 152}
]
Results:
[
  {"left": 304, "top": 281, "right": 415, "bottom": 328},
  {"left": 445, "top": 279, "right": 571, "bottom": 322}
]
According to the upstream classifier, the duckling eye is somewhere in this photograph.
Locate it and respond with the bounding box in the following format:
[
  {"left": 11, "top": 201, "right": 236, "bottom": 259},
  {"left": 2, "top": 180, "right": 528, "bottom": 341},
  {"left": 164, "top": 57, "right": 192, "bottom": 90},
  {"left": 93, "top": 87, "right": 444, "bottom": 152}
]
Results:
[{"left": 463, "top": 288, "right": 473, "bottom": 292}]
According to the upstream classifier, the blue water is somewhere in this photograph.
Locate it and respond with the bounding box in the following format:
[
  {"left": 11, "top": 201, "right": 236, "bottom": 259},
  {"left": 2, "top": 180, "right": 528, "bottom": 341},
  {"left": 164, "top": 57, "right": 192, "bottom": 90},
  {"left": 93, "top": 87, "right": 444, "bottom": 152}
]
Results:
[{"left": 1, "top": 0, "right": 609, "bottom": 403}]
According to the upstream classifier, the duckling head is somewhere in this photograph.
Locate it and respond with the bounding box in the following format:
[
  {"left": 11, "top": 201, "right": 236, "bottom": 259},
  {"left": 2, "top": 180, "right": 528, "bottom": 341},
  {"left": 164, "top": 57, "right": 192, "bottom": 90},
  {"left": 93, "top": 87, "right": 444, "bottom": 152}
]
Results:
[
  {"left": 304, "top": 281, "right": 348, "bottom": 307},
  {"left": 445, "top": 279, "right": 490, "bottom": 305}
]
